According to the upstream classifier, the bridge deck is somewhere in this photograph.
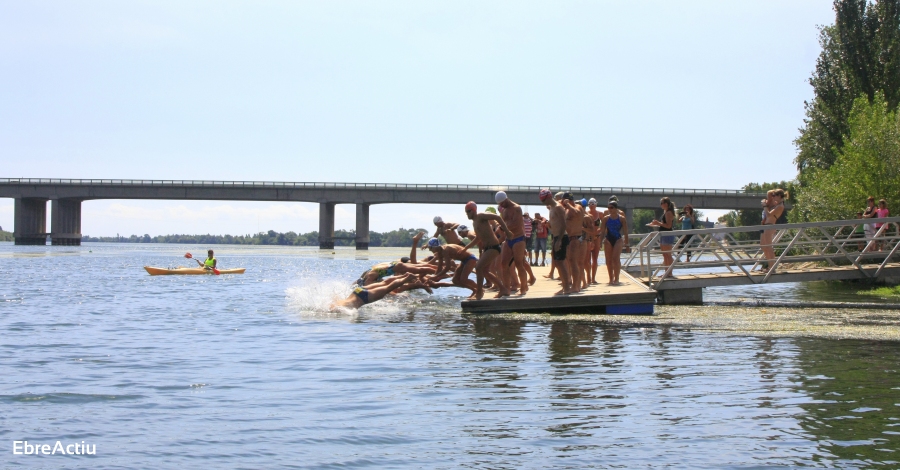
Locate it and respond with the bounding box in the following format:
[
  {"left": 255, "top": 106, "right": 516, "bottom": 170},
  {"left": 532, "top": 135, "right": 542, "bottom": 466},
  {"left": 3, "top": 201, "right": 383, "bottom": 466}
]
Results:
[
  {"left": 460, "top": 265, "right": 656, "bottom": 314},
  {"left": 643, "top": 262, "right": 900, "bottom": 290}
]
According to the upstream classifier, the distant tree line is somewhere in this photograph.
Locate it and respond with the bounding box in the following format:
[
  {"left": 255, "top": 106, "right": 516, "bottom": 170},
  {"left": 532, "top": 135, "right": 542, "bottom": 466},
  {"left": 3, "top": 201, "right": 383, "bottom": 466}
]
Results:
[
  {"left": 0, "top": 229, "right": 12, "bottom": 242},
  {"left": 81, "top": 228, "right": 430, "bottom": 247}
]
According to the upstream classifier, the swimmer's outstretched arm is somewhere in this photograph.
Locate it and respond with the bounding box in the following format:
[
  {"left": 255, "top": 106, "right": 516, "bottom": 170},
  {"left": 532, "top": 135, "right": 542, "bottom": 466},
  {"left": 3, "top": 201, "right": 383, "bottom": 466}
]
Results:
[{"left": 410, "top": 231, "right": 425, "bottom": 264}]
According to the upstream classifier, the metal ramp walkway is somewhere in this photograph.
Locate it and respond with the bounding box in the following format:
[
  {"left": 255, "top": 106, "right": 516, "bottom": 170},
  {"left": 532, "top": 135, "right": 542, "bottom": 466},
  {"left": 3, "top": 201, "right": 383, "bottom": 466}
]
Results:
[{"left": 623, "top": 217, "right": 900, "bottom": 303}]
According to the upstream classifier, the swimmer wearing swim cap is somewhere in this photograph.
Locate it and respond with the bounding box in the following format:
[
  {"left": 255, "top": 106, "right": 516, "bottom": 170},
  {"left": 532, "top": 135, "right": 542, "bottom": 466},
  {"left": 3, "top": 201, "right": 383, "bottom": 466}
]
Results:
[
  {"left": 495, "top": 191, "right": 535, "bottom": 294},
  {"left": 432, "top": 215, "right": 465, "bottom": 246},
  {"left": 462, "top": 200, "right": 513, "bottom": 300}
]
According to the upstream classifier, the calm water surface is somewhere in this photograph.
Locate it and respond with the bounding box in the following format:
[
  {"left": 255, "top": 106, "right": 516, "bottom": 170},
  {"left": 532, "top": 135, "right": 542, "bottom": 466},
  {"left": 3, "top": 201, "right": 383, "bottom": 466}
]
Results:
[{"left": 2, "top": 243, "right": 899, "bottom": 468}]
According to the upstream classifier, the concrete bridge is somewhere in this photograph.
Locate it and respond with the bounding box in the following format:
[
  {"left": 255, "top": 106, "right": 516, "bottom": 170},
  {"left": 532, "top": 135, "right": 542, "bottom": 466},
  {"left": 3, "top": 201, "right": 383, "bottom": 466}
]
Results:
[{"left": 1, "top": 178, "right": 766, "bottom": 248}]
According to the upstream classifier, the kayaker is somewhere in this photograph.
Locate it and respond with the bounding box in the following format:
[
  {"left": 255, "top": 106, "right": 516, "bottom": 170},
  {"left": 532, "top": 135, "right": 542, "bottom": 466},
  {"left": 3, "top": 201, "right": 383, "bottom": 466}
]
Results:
[{"left": 194, "top": 250, "right": 217, "bottom": 271}]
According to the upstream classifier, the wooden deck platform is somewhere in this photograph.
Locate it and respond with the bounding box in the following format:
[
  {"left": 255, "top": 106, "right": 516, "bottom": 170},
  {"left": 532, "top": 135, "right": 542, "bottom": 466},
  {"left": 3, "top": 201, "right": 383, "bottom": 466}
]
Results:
[
  {"left": 637, "top": 262, "right": 900, "bottom": 290},
  {"left": 460, "top": 265, "right": 657, "bottom": 314}
]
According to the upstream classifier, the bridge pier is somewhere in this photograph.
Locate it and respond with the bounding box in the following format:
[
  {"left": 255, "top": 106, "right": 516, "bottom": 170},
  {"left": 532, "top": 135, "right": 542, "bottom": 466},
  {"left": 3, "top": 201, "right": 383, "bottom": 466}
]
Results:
[
  {"left": 14, "top": 198, "right": 48, "bottom": 245},
  {"left": 51, "top": 199, "right": 83, "bottom": 246},
  {"left": 624, "top": 206, "right": 634, "bottom": 233},
  {"left": 656, "top": 288, "right": 703, "bottom": 305},
  {"left": 355, "top": 203, "right": 369, "bottom": 250},
  {"left": 318, "top": 202, "right": 335, "bottom": 249}
]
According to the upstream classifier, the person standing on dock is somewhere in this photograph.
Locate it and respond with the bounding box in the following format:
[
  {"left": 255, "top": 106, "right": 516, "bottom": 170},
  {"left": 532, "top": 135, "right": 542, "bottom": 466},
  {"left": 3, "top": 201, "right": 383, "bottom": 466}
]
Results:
[
  {"left": 463, "top": 201, "right": 513, "bottom": 299},
  {"left": 587, "top": 198, "right": 603, "bottom": 284},
  {"left": 540, "top": 189, "right": 573, "bottom": 295},
  {"left": 533, "top": 213, "right": 549, "bottom": 267},
  {"left": 562, "top": 193, "right": 585, "bottom": 292},
  {"left": 601, "top": 200, "right": 629, "bottom": 285},
  {"left": 523, "top": 212, "right": 534, "bottom": 266},
  {"left": 432, "top": 217, "right": 466, "bottom": 246},
  {"left": 495, "top": 191, "right": 535, "bottom": 296}
]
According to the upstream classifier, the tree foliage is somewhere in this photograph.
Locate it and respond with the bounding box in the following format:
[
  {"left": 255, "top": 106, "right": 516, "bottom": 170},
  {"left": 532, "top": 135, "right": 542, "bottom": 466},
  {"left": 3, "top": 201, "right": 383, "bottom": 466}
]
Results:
[
  {"left": 796, "top": 92, "right": 900, "bottom": 221},
  {"left": 82, "top": 228, "right": 430, "bottom": 247},
  {"left": 795, "top": 0, "right": 900, "bottom": 184}
]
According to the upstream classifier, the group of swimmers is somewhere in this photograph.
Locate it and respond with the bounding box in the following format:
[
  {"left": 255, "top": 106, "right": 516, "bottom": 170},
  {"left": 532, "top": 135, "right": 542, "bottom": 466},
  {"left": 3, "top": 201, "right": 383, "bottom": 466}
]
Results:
[{"left": 332, "top": 189, "right": 632, "bottom": 309}]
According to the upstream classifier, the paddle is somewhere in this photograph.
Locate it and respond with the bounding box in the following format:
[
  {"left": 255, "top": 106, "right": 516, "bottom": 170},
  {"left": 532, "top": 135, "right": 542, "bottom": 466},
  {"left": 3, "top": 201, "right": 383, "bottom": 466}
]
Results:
[{"left": 184, "top": 253, "right": 220, "bottom": 275}]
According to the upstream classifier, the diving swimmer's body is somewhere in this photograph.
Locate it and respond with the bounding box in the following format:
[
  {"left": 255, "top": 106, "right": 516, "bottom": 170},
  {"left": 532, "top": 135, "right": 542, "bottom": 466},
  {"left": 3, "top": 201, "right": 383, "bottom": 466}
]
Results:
[
  {"left": 424, "top": 237, "right": 479, "bottom": 297},
  {"left": 332, "top": 274, "right": 420, "bottom": 310}
]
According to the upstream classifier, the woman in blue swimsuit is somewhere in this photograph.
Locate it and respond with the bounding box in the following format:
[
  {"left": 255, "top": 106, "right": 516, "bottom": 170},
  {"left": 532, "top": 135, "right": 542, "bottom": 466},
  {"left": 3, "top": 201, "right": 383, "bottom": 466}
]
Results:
[{"left": 600, "top": 200, "right": 629, "bottom": 285}]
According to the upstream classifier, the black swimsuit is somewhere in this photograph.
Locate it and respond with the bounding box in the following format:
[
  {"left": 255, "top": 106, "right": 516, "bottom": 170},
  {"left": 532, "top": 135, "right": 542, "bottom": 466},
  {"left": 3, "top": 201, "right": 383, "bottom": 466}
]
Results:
[{"left": 484, "top": 244, "right": 502, "bottom": 254}]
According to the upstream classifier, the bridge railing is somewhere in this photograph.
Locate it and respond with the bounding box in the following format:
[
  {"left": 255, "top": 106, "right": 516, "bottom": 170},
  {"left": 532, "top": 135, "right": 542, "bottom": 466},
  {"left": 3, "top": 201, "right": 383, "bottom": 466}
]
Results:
[
  {"left": 623, "top": 217, "right": 900, "bottom": 289},
  {"left": 0, "top": 178, "right": 766, "bottom": 197}
]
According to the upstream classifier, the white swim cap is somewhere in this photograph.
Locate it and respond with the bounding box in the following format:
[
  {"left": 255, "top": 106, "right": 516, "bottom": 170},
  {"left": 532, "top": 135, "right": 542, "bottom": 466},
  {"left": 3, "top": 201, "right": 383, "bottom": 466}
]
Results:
[
  {"left": 433, "top": 216, "right": 443, "bottom": 224},
  {"left": 495, "top": 191, "right": 508, "bottom": 203},
  {"left": 457, "top": 224, "right": 468, "bottom": 233}
]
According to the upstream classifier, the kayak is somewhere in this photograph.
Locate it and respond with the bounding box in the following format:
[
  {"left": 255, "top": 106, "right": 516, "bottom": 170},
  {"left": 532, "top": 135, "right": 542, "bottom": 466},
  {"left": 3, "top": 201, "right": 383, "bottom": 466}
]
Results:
[{"left": 144, "top": 266, "right": 246, "bottom": 276}]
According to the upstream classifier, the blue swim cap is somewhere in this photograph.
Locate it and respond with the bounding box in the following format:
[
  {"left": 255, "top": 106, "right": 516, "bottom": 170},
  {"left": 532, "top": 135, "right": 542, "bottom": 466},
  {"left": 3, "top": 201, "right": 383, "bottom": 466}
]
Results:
[
  {"left": 457, "top": 225, "right": 468, "bottom": 233},
  {"left": 427, "top": 237, "right": 442, "bottom": 248},
  {"left": 580, "top": 198, "right": 588, "bottom": 206}
]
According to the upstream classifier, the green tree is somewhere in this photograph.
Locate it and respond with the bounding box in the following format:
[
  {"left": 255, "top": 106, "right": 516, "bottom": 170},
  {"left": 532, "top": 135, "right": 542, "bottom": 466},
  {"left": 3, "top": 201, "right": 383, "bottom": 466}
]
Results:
[
  {"left": 797, "top": 92, "right": 900, "bottom": 221},
  {"left": 795, "top": 0, "right": 900, "bottom": 184}
]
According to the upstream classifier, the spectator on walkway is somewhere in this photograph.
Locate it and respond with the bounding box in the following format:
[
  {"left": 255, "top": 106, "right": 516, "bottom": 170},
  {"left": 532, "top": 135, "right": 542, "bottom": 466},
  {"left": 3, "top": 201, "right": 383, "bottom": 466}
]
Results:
[
  {"left": 533, "top": 213, "right": 549, "bottom": 267},
  {"left": 876, "top": 199, "right": 890, "bottom": 251},
  {"left": 678, "top": 204, "right": 696, "bottom": 262},
  {"left": 854, "top": 211, "right": 866, "bottom": 250},
  {"left": 523, "top": 212, "right": 534, "bottom": 265},
  {"left": 648, "top": 197, "right": 677, "bottom": 273},
  {"left": 760, "top": 189, "right": 787, "bottom": 272}
]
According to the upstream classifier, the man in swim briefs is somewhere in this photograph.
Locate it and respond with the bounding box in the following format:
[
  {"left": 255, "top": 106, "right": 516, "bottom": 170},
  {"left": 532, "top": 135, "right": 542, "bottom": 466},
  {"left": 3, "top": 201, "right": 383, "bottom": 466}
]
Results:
[
  {"left": 424, "top": 237, "right": 479, "bottom": 297},
  {"left": 495, "top": 191, "right": 535, "bottom": 295},
  {"left": 463, "top": 201, "right": 513, "bottom": 299},
  {"left": 540, "top": 189, "right": 572, "bottom": 295},
  {"left": 432, "top": 217, "right": 466, "bottom": 246},
  {"left": 562, "top": 192, "right": 584, "bottom": 292}
]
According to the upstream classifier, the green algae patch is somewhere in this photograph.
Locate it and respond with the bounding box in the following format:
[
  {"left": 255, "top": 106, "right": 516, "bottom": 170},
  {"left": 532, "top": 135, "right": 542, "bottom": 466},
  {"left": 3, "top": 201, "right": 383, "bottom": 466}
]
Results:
[{"left": 468, "top": 305, "right": 900, "bottom": 341}]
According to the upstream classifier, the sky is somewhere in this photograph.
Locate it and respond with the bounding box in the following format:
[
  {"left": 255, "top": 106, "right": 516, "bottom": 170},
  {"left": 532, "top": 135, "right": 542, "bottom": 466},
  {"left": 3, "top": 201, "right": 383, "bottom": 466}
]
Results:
[{"left": 0, "top": 1, "right": 835, "bottom": 236}]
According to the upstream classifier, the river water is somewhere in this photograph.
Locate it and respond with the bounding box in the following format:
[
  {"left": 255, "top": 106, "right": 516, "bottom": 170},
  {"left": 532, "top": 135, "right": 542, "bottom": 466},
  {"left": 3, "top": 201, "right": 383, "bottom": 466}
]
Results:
[{"left": 2, "top": 243, "right": 899, "bottom": 468}]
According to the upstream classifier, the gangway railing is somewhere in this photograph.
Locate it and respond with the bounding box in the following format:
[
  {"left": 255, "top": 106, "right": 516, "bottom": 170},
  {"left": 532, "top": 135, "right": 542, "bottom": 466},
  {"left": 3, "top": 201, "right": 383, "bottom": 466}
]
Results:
[{"left": 623, "top": 217, "right": 900, "bottom": 289}]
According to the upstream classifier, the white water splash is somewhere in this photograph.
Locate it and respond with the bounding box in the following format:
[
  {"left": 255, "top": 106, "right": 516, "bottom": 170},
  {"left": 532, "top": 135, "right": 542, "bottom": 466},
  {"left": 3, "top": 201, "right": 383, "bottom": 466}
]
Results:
[{"left": 285, "top": 278, "right": 417, "bottom": 318}]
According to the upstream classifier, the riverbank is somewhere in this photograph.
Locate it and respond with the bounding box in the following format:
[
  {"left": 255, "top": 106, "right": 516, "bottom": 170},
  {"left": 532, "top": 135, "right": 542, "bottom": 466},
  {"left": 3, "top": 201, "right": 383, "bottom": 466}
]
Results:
[{"left": 474, "top": 305, "right": 900, "bottom": 341}]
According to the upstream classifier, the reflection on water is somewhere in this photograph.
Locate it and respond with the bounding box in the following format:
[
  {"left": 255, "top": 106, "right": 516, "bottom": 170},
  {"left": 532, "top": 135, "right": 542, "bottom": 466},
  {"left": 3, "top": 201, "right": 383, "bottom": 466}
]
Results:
[
  {"left": 793, "top": 339, "right": 900, "bottom": 464},
  {"left": 1, "top": 243, "right": 899, "bottom": 467}
]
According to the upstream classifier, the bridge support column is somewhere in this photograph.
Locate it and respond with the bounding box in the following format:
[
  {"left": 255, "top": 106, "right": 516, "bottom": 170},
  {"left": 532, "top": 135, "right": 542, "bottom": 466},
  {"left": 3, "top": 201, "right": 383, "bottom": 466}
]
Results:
[
  {"left": 624, "top": 206, "right": 634, "bottom": 234},
  {"left": 318, "top": 202, "right": 335, "bottom": 249},
  {"left": 355, "top": 203, "right": 369, "bottom": 250},
  {"left": 657, "top": 288, "right": 703, "bottom": 305},
  {"left": 51, "top": 199, "right": 83, "bottom": 246},
  {"left": 14, "top": 198, "right": 48, "bottom": 245}
]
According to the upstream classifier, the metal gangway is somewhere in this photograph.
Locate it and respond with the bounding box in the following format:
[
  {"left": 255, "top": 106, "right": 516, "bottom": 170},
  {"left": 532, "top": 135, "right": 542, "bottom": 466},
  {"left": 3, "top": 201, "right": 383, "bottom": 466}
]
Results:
[{"left": 622, "top": 217, "right": 900, "bottom": 303}]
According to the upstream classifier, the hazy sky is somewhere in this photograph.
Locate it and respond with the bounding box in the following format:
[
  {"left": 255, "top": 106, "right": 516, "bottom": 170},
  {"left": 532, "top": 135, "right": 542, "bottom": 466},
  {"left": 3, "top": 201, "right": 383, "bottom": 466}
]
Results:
[{"left": 0, "top": 1, "right": 834, "bottom": 236}]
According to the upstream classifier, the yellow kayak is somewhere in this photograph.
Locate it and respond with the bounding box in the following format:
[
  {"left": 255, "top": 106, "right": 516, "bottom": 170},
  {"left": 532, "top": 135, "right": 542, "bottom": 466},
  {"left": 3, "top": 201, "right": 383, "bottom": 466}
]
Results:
[{"left": 144, "top": 266, "right": 246, "bottom": 275}]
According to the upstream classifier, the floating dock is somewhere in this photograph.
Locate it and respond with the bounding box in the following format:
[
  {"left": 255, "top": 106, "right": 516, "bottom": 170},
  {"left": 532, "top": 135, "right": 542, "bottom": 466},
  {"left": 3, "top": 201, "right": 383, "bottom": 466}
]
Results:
[{"left": 460, "top": 265, "right": 656, "bottom": 314}]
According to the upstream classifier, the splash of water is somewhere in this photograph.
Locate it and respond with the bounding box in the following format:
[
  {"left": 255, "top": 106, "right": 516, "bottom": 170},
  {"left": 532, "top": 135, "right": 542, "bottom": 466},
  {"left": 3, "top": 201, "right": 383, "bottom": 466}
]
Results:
[{"left": 285, "top": 278, "right": 418, "bottom": 318}]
